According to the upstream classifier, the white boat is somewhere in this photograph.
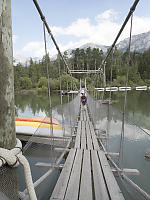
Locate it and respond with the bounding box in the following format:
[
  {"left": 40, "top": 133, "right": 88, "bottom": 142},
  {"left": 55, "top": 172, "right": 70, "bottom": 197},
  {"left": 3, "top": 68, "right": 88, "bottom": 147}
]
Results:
[
  {"left": 105, "top": 87, "right": 118, "bottom": 92},
  {"left": 96, "top": 88, "right": 105, "bottom": 92},
  {"left": 119, "top": 87, "right": 132, "bottom": 91},
  {"left": 136, "top": 86, "right": 147, "bottom": 90},
  {"left": 67, "top": 90, "right": 79, "bottom": 94}
]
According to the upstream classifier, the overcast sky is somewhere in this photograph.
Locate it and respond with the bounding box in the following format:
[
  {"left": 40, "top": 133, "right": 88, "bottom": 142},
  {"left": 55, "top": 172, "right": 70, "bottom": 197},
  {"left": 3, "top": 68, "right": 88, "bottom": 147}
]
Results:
[{"left": 11, "top": 0, "right": 150, "bottom": 62}]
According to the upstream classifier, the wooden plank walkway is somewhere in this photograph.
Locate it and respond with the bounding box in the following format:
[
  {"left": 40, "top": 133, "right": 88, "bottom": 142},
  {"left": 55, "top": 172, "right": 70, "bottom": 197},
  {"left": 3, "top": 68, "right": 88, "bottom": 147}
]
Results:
[{"left": 50, "top": 106, "right": 125, "bottom": 200}]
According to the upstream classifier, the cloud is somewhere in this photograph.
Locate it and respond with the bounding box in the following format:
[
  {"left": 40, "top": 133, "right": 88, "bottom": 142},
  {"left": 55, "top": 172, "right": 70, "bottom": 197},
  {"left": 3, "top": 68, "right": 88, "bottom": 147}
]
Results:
[
  {"left": 65, "top": 18, "right": 93, "bottom": 37},
  {"left": 13, "top": 55, "right": 29, "bottom": 65},
  {"left": 22, "top": 41, "right": 45, "bottom": 57},
  {"left": 15, "top": 10, "right": 150, "bottom": 60},
  {"left": 95, "top": 9, "right": 118, "bottom": 21},
  {"left": 52, "top": 18, "right": 93, "bottom": 38},
  {"left": 51, "top": 10, "right": 150, "bottom": 46},
  {"left": 51, "top": 9, "right": 121, "bottom": 45},
  {"left": 132, "top": 16, "right": 150, "bottom": 34}
]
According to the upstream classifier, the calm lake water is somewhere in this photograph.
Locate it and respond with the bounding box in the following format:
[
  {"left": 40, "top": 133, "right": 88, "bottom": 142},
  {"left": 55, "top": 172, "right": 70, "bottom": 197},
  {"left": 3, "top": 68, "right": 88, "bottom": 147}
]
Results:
[
  {"left": 15, "top": 92, "right": 80, "bottom": 200},
  {"left": 89, "top": 90, "right": 150, "bottom": 200},
  {"left": 15, "top": 90, "right": 150, "bottom": 200}
]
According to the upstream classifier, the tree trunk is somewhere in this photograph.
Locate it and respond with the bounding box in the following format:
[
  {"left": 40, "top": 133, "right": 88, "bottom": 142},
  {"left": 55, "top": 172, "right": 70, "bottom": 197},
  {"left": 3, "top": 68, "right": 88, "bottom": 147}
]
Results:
[
  {"left": 0, "top": 0, "right": 16, "bottom": 149},
  {"left": 103, "top": 63, "right": 106, "bottom": 88}
]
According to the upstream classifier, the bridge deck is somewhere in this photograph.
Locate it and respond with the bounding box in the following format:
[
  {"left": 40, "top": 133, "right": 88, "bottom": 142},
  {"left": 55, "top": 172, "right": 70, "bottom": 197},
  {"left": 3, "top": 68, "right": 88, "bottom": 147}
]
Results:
[{"left": 50, "top": 106, "right": 124, "bottom": 200}]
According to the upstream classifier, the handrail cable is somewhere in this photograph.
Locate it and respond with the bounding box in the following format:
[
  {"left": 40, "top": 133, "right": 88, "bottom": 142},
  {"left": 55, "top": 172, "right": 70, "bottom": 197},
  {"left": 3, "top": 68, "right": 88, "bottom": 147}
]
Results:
[
  {"left": 109, "top": 50, "right": 114, "bottom": 100},
  {"left": 92, "top": 0, "right": 140, "bottom": 88},
  {"left": 43, "top": 23, "right": 56, "bottom": 164},
  {"left": 119, "top": 13, "right": 133, "bottom": 169},
  {"left": 58, "top": 55, "right": 66, "bottom": 138},
  {"left": 105, "top": 51, "right": 114, "bottom": 152},
  {"left": 32, "top": 0, "right": 78, "bottom": 91},
  {"left": 43, "top": 23, "right": 53, "bottom": 135},
  {"left": 98, "top": 0, "right": 140, "bottom": 72}
]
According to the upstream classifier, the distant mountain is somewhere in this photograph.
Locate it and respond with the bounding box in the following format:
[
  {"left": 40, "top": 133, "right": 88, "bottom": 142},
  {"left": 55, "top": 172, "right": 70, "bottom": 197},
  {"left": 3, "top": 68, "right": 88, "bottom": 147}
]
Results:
[
  {"left": 14, "top": 31, "right": 150, "bottom": 64},
  {"left": 78, "top": 31, "right": 150, "bottom": 53},
  {"left": 13, "top": 56, "right": 40, "bottom": 66},
  {"left": 65, "top": 31, "right": 150, "bottom": 56},
  {"left": 117, "top": 31, "right": 150, "bottom": 52},
  {"left": 62, "top": 43, "right": 109, "bottom": 58},
  {"left": 78, "top": 43, "right": 109, "bottom": 52}
]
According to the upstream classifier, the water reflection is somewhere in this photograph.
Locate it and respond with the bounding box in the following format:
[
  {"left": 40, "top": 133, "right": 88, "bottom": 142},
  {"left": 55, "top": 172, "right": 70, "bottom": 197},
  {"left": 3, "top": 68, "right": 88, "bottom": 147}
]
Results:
[
  {"left": 15, "top": 92, "right": 70, "bottom": 117},
  {"left": 111, "top": 90, "right": 150, "bottom": 129},
  {"left": 15, "top": 92, "right": 80, "bottom": 132},
  {"left": 15, "top": 90, "right": 150, "bottom": 199},
  {"left": 88, "top": 90, "right": 150, "bottom": 199},
  {"left": 15, "top": 92, "right": 80, "bottom": 199}
]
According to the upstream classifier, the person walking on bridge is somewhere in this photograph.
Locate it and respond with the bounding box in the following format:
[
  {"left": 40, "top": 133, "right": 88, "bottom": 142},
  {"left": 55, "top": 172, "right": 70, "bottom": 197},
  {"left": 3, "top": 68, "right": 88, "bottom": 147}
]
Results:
[{"left": 80, "top": 93, "right": 87, "bottom": 109}]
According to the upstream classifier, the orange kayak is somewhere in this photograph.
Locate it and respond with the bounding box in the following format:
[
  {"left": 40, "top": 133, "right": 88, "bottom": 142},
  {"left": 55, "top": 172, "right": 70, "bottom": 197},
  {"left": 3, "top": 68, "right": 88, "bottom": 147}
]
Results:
[{"left": 15, "top": 117, "right": 59, "bottom": 125}]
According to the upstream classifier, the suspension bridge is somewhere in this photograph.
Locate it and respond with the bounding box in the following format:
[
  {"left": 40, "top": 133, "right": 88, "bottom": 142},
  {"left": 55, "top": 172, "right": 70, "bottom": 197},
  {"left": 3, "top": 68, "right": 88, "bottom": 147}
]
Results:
[
  {"left": 1, "top": 0, "right": 150, "bottom": 200},
  {"left": 50, "top": 101, "right": 125, "bottom": 200}
]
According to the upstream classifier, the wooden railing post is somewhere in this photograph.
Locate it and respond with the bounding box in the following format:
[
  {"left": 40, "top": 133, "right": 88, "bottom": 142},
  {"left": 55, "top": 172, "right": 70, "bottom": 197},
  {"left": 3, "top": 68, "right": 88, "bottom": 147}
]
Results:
[{"left": 0, "top": 0, "right": 16, "bottom": 149}]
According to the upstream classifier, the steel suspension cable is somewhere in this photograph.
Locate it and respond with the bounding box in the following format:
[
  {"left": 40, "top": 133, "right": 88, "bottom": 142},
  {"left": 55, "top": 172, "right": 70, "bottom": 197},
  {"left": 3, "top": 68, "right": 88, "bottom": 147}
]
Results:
[
  {"left": 119, "top": 14, "right": 133, "bottom": 169},
  {"left": 93, "top": 0, "right": 140, "bottom": 87},
  {"left": 43, "top": 23, "right": 55, "bottom": 159},
  {"left": 32, "top": 0, "right": 78, "bottom": 91},
  {"left": 105, "top": 52, "right": 114, "bottom": 152},
  {"left": 98, "top": 0, "right": 139, "bottom": 72},
  {"left": 43, "top": 23, "right": 53, "bottom": 132},
  {"left": 22, "top": 24, "right": 55, "bottom": 152},
  {"left": 58, "top": 56, "right": 66, "bottom": 138},
  {"left": 109, "top": 51, "right": 114, "bottom": 100}
]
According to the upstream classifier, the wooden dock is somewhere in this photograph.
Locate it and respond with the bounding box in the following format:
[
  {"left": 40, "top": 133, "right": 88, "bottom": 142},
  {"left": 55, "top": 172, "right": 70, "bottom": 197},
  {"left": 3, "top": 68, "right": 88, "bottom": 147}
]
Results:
[{"left": 50, "top": 106, "right": 125, "bottom": 200}]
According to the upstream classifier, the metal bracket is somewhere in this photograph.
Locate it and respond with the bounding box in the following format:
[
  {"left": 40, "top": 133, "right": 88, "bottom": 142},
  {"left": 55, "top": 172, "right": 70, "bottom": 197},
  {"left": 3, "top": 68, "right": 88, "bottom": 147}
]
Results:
[
  {"left": 35, "top": 162, "right": 64, "bottom": 169},
  {"left": 105, "top": 152, "right": 119, "bottom": 157},
  {"left": 112, "top": 168, "right": 140, "bottom": 176}
]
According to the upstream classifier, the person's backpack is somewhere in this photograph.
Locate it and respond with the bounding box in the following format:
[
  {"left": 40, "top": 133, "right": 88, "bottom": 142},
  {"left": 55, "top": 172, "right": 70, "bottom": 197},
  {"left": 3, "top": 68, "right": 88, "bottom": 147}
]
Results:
[{"left": 81, "top": 96, "right": 86, "bottom": 103}]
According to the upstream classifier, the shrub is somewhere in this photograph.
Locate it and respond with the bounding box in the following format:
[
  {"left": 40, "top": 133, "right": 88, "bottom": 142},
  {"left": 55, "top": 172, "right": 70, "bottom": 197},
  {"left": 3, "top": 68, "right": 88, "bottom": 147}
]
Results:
[{"left": 19, "top": 77, "right": 32, "bottom": 89}]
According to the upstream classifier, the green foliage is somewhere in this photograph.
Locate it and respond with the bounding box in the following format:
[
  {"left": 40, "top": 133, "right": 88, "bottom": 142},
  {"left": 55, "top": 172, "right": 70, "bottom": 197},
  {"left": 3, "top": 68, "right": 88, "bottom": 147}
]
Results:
[
  {"left": 37, "top": 77, "right": 48, "bottom": 88},
  {"left": 50, "top": 78, "right": 60, "bottom": 90},
  {"left": 111, "top": 75, "right": 126, "bottom": 86},
  {"left": 37, "top": 77, "right": 60, "bottom": 91},
  {"left": 37, "top": 86, "right": 48, "bottom": 93},
  {"left": 19, "top": 77, "right": 32, "bottom": 90},
  {"left": 14, "top": 47, "right": 150, "bottom": 91}
]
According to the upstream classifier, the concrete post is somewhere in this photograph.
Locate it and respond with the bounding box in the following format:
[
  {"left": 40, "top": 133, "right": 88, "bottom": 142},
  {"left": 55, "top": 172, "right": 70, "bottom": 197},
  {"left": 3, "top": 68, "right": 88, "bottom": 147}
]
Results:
[{"left": 0, "top": 0, "right": 16, "bottom": 149}]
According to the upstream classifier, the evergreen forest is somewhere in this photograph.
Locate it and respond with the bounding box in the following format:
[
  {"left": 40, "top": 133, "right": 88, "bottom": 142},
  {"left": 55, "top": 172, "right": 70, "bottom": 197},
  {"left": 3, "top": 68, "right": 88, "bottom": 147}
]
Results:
[{"left": 13, "top": 47, "right": 150, "bottom": 92}]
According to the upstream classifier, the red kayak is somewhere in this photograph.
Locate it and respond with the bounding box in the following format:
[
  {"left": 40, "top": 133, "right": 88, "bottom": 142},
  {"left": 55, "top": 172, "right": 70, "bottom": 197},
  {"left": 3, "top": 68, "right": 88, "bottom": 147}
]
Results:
[{"left": 15, "top": 117, "right": 59, "bottom": 125}]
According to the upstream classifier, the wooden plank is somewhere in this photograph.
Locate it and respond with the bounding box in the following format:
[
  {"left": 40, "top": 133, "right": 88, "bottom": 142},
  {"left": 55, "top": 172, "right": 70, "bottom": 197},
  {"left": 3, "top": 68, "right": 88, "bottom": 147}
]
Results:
[
  {"left": 85, "top": 121, "right": 93, "bottom": 150},
  {"left": 80, "top": 109, "right": 83, "bottom": 121},
  {"left": 64, "top": 149, "right": 83, "bottom": 200},
  {"left": 98, "top": 150, "right": 125, "bottom": 200},
  {"left": 50, "top": 149, "right": 76, "bottom": 200},
  {"left": 82, "top": 110, "right": 85, "bottom": 121},
  {"left": 89, "top": 121, "right": 99, "bottom": 150},
  {"left": 81, "top": 138, "right": 86, "bottom": 149},
  {"left": 83, "top": 109, "right": 87, "bottom": 121},
  {"left": 85, "top": 108, "right": 89, "bottom": 121},
  {"left": 81, "top": 121, "right": 86, "bottom": 149},
  {"left": 79, "top": 150, "right": 92, "bottom": 200},
  {"left": 91, "top": 150, "right": 109, "bottom": 200},
  {"left": 78, "top": 121, "right": 82, "bottom": 132},
  {"left": 81, "top": 121, "right": 86, "bottom": 138},
  {"left": 75, "top": 135, "right": 80, "bottom": 149},
  {"left": 85, "top": 112, "right": 87, "bottom": 121},
  {"left": 75, "top": 121, "right": 81, "bottom": 148}
]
